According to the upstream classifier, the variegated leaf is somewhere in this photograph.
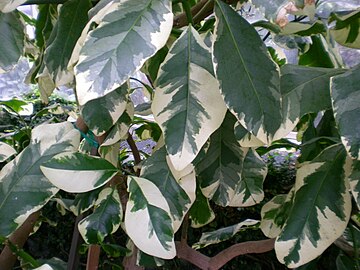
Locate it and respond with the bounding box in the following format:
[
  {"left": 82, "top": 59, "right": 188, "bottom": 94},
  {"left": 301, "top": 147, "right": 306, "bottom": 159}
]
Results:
[
  {"left": 0, "top": 122, "right": 80, "bottom": 237},
  {"left": 251, "top": 0, "right": 288, "bottom": 22},
  {"left": 81, "top": 83, "right": 129, "bottom": 136},
  {"left": 275, "top": 144, "right": 351, "bottom": 268},
  {"left": 330, "top": 10, "right": 360, "bottom": 49},
  {"left": 193, "top": 219, "right": 259, "bottom": 249},
  {"left": 213, "top": 1, "right": 284, "bottom": 144},
  {"left": 0, "top": 11, "right": 24, "bottom": 71},
  {"left": 347, "top": 159, "right": 360, "bottom": 209},
  {"left": 74, "top": 0, "right": 173, "bottom": 106},
  {"left": 69, "top": 188, "right": 102, "bottom": 216},
  {"left": 125, "top": 176, "right": 175, "bottom": 259},
  {"left": 0, "top": 0, "right": 26, "bottom": 12},
  {"left": 234, "top": 122, "right": 265, "bottom": 148},
  {"left": 196, "top": 112, "right": 245, "bottom": 207},
  {"left": 152, "top": 25, "right": 227, "bottom": 171},
  {"left": 78, "top": 187, "right": 122, "bottom": 244},
  {"left": 0, "top": 142, "right": 16, "bottom": 162},
  {"left": 40, "top": 152, "right": 118, "bottom": 193},
  {"left": 331, "top": 65, "right": 360, "bottom": 159},
  {"left": 43, "top": 0, "right": 92, "bottom": 86},
  {"left": 189, "top": 185, "right": 215, "bottom": 228},
  {"left": 228, "top": 148, "right": 267, "bottom": 207},
  {"left": 260, "top": 189, "right": 294, "bottom": 238},
  {"left": 281, "top": 64, "right": 345, "bottom": 133},
  {"left": 140, "top": 147, "right": 195, "bottom": 231},
  {"left": 99, "top": 102, "right": 134, "bottom": 149}
]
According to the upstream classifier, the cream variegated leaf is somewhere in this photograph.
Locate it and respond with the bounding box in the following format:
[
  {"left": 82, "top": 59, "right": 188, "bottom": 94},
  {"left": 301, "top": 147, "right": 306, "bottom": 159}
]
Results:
[
  {"left": 330, "top": 10, "right": 360, "bottom": 49},
  {"left": 140, "top": 147, "right": 195, "bottom": 232},
  {"left": 260, "top": 189, "right": 294, "bottom": 238},
  {"left": 78, "top": 187, "right": 122, "bottom": 244},
  {"left": 228, "top": 148, "right": 267, "bottom": 207},
  {"left": 275, "top": 144, "right": 351, "bottom": 268},
  {"left": 152, "top": 25, "right": 227, "bottom": 171},
  {"left": 0, "top": 0, "right": 26, "bottom": 12},
  {"left": 81, "top": 83, "right": 129, "bottom": 136},
  {"left": 281, "top": 64, "right": 345, "bottom": 134},
  {"left": 125, "top": 176, "right": 176, "bottom": 259},
  {"left": 331, "top": 65, "right": 360, "bottom": 159},
  {"left": 41, "top": 152, "right": 118, "bottom": 193},
  {"left": 213, "top": 1, "right": 285, "bottom": 145},
  {"left": 189, "top": 185, "right": 215, "bottom": 228},
  {"left": 347, "top": 158, "right": 360, "bottom": 209},
  {"left": 193, "top": 219, "right": 259, "bottom": 249},
  {"left": 0, "top": 142, "right": 16, "bottom": 162},
  {"left": 0, "top": 122, "right": 80, "bottom": 237},
  {"left": 75, "top": 0, "right": 173, "bottom": 105}
]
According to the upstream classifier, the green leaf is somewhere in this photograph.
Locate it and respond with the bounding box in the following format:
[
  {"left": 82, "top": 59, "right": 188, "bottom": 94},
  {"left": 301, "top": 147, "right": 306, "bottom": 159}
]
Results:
[
  {"left": 81, "top": 83, "right": 129, "bottom": 136},
  {"left": 336, "top": 253, "right": 357, "bottom": 270},
  {"left": 125, "top": 176, "right": 175, "bottom": 259},
  {"left": 330, "top": 9, "right": 360, "bottom": 49},
  {"left": 213, "top": 1, "right": 284, "bottom": 144},
  {"left": 78, "top": 187, "right": 122, "bottom": 244},
  {"left": 0, "top": 122, "right": 80, "bottom": 237},
  {"left": 281, "top": 64, "right": 345, "bottom": 132},
  {"left": 40, "top": 152, "right": 118, "bottom": 193},
  {"left": 0, "top": 11, "right": 24, "bottom": 71},
  {"left": 142, "top": 46, "right": 169, "bottom": 82},
  {"left": 189, "top": 184, "right": 215, "bottom": 228},
  {"left": 43, "top": 0, "right": 92, "bottom": 85},
  {"left": 275, "top": 144, "right": 351, "bottom": 268},
  {"left": 101, "top": 243, "right": 129, "bottom": 258},
  {"left": 152, "top": 25, "right": 227, "bottom": 171},
  {"left": 140, "top": 146, "right": 195, "bottom": 231},
  {"left": 0, "top": 142, "right": 16, "bottom": 162},
  {"left": 74, "top": 0, "right": 173, "bottom": 106},
  {"left": 193, "top": 219, "right": 259, "bottom": 249},
  {"left": 0, "top": 98, "right": 27, "bottom": 113},
  {"left": 260, "top": 189, "right": 294, "bottom": 238},
  {"left": 331, "top": 65, "right": 360, "bottom": 160}
]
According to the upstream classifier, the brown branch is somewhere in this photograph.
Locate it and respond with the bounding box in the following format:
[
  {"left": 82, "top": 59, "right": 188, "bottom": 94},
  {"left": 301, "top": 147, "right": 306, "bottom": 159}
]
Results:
[
  {"left": 173, "top": 0, "right": 240, "bottom": 28},
  {"left": 126, "top": 132, "right": 141, "bottom": 167},
  {"left": 86, "top": 245, "right": 101, "bottom": 270},
  {"left": 0, "top": 211, "right": 40, "bottom": 270},
  {"left": 175, "top": 238, "right": 275, "bottom": 270},
  {"left": 208, "top": 238, "right": 275, "bottom": 270}
]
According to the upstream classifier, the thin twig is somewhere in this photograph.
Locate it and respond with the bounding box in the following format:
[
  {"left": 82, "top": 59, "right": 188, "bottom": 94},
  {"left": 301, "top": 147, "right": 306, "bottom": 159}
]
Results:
[{"left": 126, "top": 132, "right": 141, "bottom": 167}]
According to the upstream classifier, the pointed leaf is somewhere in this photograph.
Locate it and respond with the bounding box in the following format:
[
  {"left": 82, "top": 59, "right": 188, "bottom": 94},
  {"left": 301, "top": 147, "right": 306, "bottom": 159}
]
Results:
[
  {"left": 281, "top": 64, "right": 345, "bottom": 132},
  {"left": 81, "top": 83, "right": 129, "bottom": 136},
  {"left": 213, "top": 1, "right": 283, "bottom": 144},
  {"left": 0, "top": 142, "right": 16, "bottom": 162},
  {"left": 275, "top": 144, "right": 351, "bottom": 268},
  {"left": 44, "top": 0, "right": 92, "bottom": 85},
  {"left": 260, "top": 189, "right": 294, "bottom": 238},
  {"left": 75, "top": 0, "right": 173, "bottom": 105},
  {"left": 0, "top": 11, "right": 24, "bottom": 71},
  {"left": 331, "top": 66, "right": 360, "bottom": 159},
  {"left": 189, "top": 184, "right": 215, "bottom": 228},
  {"left": 41, "top": 152, "right": 118, "bottom": 193},
  {"left": 229, "top": 148, "right": 267, "bottom": 207},
  {"left": 69, "top": 188, "right": 103, "bottom": 216},
  {"left": 330, "top": 10, "right": 360, "bottom": 49},
  {"left": 0, "top": 122, "right": 80, "bottom": 237},
  {"left": 193, "top": 219, "right": 259, "bottom": 249},
  {"left": 196, "top": 112, "right": 245, "bottom": 207},
  {"left": 0, "top": 1, "right": 27, "bottom": 12},
  {"left": 79, "top": 187, "right": 122, "bottom": 244},
  {"left": 140, "top": 147, "right": 195, "bottom": 231},
  {"left": 125, "top": 176, "right": 175, "bottom": 259},
  {"left": 152, "top": 25, "right": 227, "bottom": 171},
  {"left": 347, "top": 159, "right": 360, "bottom": 209}
]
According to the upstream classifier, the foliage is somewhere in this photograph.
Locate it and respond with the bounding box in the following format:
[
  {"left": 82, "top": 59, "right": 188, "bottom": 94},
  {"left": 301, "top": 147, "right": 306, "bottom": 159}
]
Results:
[{"left": 1, "top": 0, "right": 360, "bottom": 269}]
